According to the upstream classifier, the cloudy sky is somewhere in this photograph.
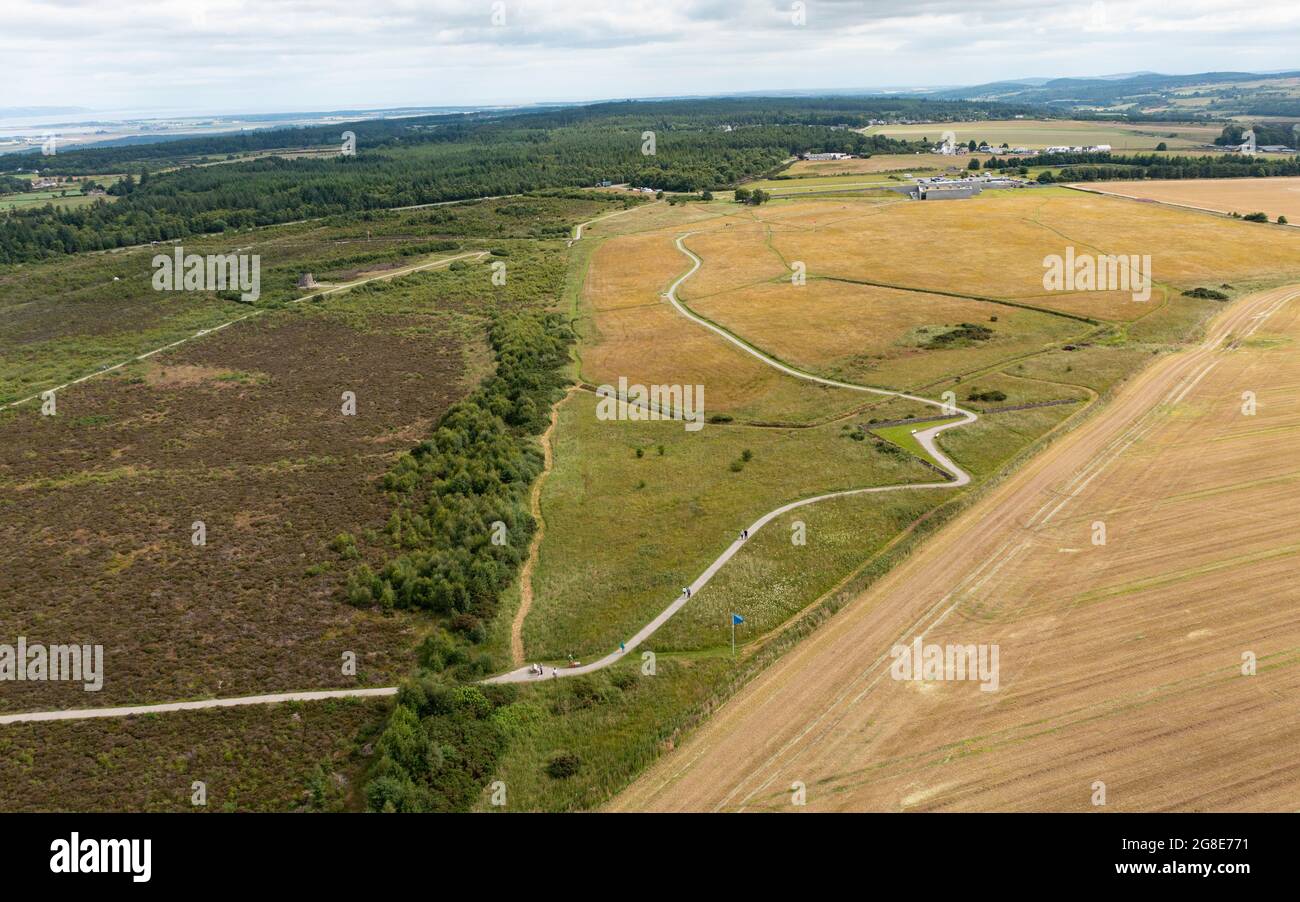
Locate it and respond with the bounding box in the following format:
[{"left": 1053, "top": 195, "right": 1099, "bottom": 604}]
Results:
[{"left": 5, "top": 0, "right": 1299, "bottom": 114}]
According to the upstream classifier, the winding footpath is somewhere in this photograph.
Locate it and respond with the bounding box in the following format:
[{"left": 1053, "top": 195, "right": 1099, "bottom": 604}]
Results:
[
  {"left": 485, "top": 230, "right": 977, "bottom": 683},
  {"left": 0, "top": 207, "right": 976, "bottom": 720}
]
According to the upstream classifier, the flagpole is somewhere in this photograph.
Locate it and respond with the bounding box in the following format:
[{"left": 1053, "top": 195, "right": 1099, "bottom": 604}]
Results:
[{"left": 731, "top": 615, "right": 735, "bottom": 656}]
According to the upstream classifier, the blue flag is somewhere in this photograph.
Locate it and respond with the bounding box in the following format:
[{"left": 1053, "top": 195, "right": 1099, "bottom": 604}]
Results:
[{"left": 732, "top": 613, "right": 744, "bottom": 625}]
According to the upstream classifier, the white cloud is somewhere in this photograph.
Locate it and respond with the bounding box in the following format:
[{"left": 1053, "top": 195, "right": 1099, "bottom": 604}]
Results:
[{"left": 1, "top": 0, "right": 1297, "bottom": 112}]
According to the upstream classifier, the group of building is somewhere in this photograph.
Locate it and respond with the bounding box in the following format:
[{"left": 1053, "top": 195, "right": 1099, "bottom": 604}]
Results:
[
  {"left": 906, "top": 172, "right": 1032, "bottom": 201},
  {"left": 799, "top": 151, "right": 855, "bottom": 161},
  {"left": 932, "top": 142, "right": 1112, "bottom": 157}
]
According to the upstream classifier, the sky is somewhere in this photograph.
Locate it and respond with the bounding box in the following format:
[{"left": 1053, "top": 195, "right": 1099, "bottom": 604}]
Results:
[{"left": 4, "top": 0, "right": 1300, "bottom": 115}]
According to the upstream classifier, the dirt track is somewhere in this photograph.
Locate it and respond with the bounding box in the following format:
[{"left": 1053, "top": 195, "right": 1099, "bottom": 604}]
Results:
[
  {"left": 511, "top": 395, "right": 563, "bottom": 665},
  {"left": 611, "top": 284, "right": 1300, "bottom": 812}
]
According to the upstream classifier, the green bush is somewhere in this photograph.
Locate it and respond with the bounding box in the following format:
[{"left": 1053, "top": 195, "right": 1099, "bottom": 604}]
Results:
[{"left": 546, "top": 751, "right": 582, "bottom": 779}]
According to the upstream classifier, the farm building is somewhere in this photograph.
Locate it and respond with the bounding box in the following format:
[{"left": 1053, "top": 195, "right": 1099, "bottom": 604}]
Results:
[{"left": 912, "top": 184, "right": 982, "bottom": 200}]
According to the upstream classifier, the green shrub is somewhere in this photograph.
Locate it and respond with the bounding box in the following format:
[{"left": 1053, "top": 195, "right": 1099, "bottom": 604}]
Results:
[
  {"left": 1182, "top": 287, "right": 1229, "bottom": 301},
  {"left": 546, "top": 751, "right": 582, "bottom": 779}
]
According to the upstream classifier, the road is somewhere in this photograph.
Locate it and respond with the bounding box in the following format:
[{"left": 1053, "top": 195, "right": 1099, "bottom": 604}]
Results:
[
  {"left": 0, "top": 687, "right": 397, "bottom": 725},
  {"left": 609, "top": 282, "right": 1299, "bottom": 811}
]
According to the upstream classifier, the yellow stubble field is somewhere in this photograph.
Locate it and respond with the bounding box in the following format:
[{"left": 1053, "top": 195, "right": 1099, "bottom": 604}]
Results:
[
  {"left": 579, "top": 210, "right": 869, "bottom": 423},
  {"left": 765, "top": 189, "right": 1300, "bottom": 321},
  {"left": 784, "top": 153, "right": 978, "bottom": 177},
  {"left": 685, "top": 275, "right": 1089, "bottom": 390},
  {"left": 1077, "top": 177, "right": 1300, "bottom": 225},
  {"left": 613, "top": 284, "right": 1300, "bottom": 812}
]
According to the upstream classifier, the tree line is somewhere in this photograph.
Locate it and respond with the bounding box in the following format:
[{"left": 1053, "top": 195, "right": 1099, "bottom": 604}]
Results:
[{"left": 0, "top": 96, "right": 1046, "bottom": 263}]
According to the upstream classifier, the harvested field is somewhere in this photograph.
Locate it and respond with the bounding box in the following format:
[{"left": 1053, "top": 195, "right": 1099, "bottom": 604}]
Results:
[
  {"left": 783, "top": 154, "right": 973, "bottom": 177},
  {"left": 612, "top": 285, "right": 1300, "bottom": 812},
  {"left": 1076, "top": 177, "right": 1300, "bottom": 225},
  {"left": 864, "top": 119, "right": 1220, "bottom": 150},
  {"left": 762, "top": 190, "right": 1300, "bottom": 322}
]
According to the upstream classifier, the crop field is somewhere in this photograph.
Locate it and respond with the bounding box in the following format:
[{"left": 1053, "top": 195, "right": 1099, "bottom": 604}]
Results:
[
  {"left": 759, "top": 189, "right": 1300, "bottom": 322},
  {"left": 1077, "top": 176, "right": 1300, "bottom": 224},
  {"left": 782, "top": 153, "right": 976, "bottom": 178},
  {"left": 614, "top": 286, "right": 1300, "bottom": 812},
  {"left": 863, "top": 119, "right": 1221, "bottom": 150}
]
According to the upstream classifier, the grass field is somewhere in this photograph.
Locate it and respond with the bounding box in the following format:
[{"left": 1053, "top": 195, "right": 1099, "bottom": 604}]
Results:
[
  {"left": 1076, "top": 176, "right": 1300, "bottom": 224},
  {"left": 863, "top": 119, "right": 1223, "bottom": 151},
  {"left": 523, "top": 390, "right": 937, "bottom": 659},
  {"left": 684, "top": 251, "right": 1092, "bottom": 390},
  {"left": 759, "top": 189, "right": 1300, "bottom": 323},
  {"left": 0, "top": 190, "right": 113, "bottom": 212},
  {"left": 578, "top": 206, "right": 872, "bottom": 423}
]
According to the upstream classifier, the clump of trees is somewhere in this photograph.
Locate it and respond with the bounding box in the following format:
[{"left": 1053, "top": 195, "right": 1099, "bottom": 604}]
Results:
[
  {"left": 344, "top": 310, "right": 572, "bottom": 641},
  {"left": 364, "top": 676, "right": 516, "bottom": 812},
  {"left": 924, "top": 322, "right": 994, "bottom": 348}
]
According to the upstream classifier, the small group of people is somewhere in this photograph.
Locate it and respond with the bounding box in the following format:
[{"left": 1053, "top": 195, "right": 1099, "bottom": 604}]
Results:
[
  {"left": 681, "top": 586, "right": 692, "bottom": 598},
  {"left": 739, "top": 528, "right": 749, "bottom": 541}
]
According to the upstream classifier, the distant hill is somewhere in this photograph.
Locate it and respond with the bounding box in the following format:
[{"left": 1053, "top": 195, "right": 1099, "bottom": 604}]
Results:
[{"left": 925, "top": 71, "right": 1300, "bottom": 118}]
